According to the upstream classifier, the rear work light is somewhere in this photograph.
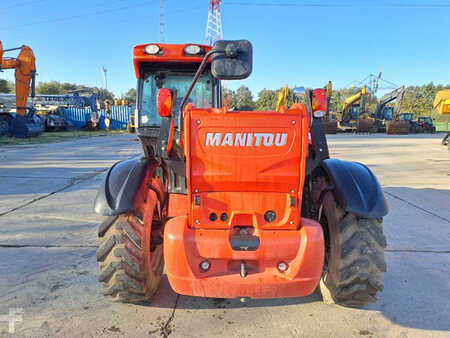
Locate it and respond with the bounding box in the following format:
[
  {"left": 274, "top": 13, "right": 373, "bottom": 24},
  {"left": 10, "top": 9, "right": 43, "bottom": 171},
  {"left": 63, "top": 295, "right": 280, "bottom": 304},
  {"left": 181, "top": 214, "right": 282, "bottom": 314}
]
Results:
[
  {"left": 144, "top": 44, "right": 161, "bottom": 55},
  {"left": 184, "top": 44, "right": 204, "bottom": 56},
  {"left": 312, "top": 88, "right": 328, "bottom": 113}
]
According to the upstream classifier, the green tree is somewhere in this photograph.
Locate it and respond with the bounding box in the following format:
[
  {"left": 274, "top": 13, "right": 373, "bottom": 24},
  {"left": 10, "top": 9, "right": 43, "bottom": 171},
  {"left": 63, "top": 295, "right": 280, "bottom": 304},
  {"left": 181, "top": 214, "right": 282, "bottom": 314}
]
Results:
[
  {"left": 122, "top": 88, "right": 136, "bottom": 103},
  {"left": 255, "top": 89, "right": 277, "bottom": 110},
  {"left": 400, "top": 82, "right": 450, "bottom": 121},
  {"left": 96, "top": 88, "right": 115, "bottom": 101},
  {"left": 60, "top": 82, "right": 81, "bottom": 92},
  {"left": 0, "top": 79, "right": 13, "bottom": 93},
  {"left": 36, "top": 81, "right": 63, "bottom": 94},
  {"left": 234, "top": 85, "right": 254, "bottom": 109},
  {"left": 35, "top": 81, "right": 115, "bottom": 100}
]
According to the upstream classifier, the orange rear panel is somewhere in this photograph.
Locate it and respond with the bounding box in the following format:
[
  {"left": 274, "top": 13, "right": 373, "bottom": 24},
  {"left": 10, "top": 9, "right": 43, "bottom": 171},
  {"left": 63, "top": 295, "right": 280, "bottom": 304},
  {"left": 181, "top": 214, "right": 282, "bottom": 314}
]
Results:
[{"left": 184, "top": 105, "right": 310, "bottom": 230}]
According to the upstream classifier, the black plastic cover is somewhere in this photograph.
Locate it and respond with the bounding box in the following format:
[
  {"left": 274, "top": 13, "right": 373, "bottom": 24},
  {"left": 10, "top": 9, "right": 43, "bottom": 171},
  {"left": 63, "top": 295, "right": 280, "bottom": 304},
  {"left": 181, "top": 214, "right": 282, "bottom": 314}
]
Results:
[
  {"left": 212, "top": 40, "right": 252, "bottom": 80},
  {"left": 94, "top": 156, "right": 149, "bottom": 216},
  {"left": 321, "top": 159, "right": 389, "bottom": 218},
  {"left": 230, "top": 235, "right": 260, "bottom": 251}
]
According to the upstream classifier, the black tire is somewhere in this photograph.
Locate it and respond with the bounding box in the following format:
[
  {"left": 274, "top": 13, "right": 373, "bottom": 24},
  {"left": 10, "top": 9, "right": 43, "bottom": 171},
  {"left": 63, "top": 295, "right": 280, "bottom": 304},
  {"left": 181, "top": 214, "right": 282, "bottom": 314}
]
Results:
[
  {"left": 96, "top": 212, "right": 164, "bottom": 303},
  {"left": 320, "top": 210, "right": 387, "bottom": 307}
]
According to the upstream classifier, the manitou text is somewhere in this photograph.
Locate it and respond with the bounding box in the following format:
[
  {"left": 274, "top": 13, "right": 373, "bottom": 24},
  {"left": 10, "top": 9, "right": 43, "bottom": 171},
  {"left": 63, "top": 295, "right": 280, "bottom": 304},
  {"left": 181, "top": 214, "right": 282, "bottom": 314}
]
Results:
[{"left": 205, "top": 132, "right": 288, "bottom": 147}]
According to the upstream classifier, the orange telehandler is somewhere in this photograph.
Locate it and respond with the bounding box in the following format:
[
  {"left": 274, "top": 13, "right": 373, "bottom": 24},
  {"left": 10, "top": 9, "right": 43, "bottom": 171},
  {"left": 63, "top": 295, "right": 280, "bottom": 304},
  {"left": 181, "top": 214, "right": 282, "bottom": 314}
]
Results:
[
  {"left": 0, "top": 40, "right": 42, "bottom": 138},
  {"left": 94, "top": 40, "right": 388, "bottom": 307}
]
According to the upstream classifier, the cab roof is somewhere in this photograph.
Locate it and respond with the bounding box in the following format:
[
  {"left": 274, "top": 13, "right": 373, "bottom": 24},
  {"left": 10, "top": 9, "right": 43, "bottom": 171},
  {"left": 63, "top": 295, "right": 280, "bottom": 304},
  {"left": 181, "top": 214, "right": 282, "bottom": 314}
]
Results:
[{"left": 133, "top": 43, "right": 212, "bottom": 79}]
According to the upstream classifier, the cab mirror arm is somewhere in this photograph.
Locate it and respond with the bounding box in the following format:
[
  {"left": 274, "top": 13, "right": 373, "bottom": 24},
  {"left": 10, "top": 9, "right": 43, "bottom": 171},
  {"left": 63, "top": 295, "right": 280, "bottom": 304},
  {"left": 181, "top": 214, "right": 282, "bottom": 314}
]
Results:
[{"left": 179, "top": 49, "right": 223, "bottom": 127}]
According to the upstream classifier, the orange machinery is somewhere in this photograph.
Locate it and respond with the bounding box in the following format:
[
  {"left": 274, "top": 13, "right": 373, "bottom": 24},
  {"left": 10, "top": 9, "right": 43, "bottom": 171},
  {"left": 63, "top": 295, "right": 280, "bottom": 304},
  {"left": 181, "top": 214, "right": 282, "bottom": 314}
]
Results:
[
  {"left": 93, "top": 40, "right": 388, "bottom": 307},
  {"left": 0, "top": 40, "right": 42, "bottom": 137}
]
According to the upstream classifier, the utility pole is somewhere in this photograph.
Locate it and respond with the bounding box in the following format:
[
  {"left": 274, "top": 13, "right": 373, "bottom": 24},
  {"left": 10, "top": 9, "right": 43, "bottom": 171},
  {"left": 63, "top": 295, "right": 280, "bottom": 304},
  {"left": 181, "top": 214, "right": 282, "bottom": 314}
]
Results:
[
  {"left": 102, "top": 66, "right": 107, "bottom": 90},
  {"left": 160, "top": 0, "right": 165, "bottom": 42}
]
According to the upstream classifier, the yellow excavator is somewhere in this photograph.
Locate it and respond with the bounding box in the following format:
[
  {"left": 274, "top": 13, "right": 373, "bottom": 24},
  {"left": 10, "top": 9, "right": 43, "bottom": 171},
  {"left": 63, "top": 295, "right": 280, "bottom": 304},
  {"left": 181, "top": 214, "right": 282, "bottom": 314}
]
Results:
[
  {"left": 321, "top": 81, "right": 338, "bottom": 134},
  {"left": 276, "top": 85, "right": 290, "bottom": 111},
  {"left": 336, "top": 86, "right": 367, "bottom": 132},
  {"left": 434, "top": 89, "right": 450, "bottom": 146},
  {"left": 0, "top": 40, "right": 42, "bottom": 137}
]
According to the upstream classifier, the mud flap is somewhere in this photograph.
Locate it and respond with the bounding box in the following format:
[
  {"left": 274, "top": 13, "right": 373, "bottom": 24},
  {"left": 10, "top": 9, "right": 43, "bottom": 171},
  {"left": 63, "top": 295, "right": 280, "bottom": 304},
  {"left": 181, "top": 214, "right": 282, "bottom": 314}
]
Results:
[
  {"left": 94, "top": 156, "right": 149, "bottom": 216},
  {"left": 321, "top": 159, "right": 388, "bottom": 219}
]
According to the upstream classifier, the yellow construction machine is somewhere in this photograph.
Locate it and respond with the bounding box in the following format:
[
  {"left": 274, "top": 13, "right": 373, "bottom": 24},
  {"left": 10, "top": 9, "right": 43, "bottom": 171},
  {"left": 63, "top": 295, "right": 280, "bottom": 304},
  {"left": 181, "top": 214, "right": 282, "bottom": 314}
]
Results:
[
  {"left": 336, "top": 86, "right": 367, "bottom": 132},
  {"left": 276, "top": 85, "right": 290, "bottom": 111},
  {"left": 321, "top": 81, "right": 338, "bottom": 134},
  {"left": 434, "top": 89, "right": 450, "bottom": 146}
]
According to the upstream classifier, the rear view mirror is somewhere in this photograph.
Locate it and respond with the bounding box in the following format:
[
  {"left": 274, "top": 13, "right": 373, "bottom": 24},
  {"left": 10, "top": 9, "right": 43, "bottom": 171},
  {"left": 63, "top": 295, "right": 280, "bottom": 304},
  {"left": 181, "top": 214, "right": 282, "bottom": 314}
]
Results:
[
  {"left": 157, "top": 88, "right": 173, "bottom": 117},
  {"left": 211, "top": 40, "right": 252, "bottom": 80}
]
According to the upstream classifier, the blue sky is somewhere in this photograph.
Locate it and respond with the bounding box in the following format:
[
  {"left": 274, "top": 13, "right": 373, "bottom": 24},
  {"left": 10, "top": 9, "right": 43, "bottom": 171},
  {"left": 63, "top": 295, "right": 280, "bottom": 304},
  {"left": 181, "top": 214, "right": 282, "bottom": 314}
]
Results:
[{"left": 1, "top": 0, "right": 450, "bottom": 98}]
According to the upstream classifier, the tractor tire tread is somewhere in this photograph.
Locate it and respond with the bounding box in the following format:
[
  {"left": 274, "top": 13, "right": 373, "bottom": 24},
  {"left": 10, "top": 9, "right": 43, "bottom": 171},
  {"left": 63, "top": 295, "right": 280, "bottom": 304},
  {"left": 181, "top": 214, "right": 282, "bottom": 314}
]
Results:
[
  {"left": 98, "top": 216, "right": 119, "bottom": 237},
  {"left": 96, "top": 214, "right": 162, "bottom": 304},
  {"left": 320, "top": 212, "right": 386, "bottom": 308}
]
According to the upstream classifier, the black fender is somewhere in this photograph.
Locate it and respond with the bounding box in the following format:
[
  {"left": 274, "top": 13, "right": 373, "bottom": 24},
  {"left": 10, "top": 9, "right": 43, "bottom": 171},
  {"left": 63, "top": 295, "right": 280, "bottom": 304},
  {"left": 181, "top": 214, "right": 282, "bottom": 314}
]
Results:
[
  {"left": 94, "top": 156, "right": 149, "bottom": 216},
  {"left": 321, "top": 159, "right": 389, "bottom": 219}
]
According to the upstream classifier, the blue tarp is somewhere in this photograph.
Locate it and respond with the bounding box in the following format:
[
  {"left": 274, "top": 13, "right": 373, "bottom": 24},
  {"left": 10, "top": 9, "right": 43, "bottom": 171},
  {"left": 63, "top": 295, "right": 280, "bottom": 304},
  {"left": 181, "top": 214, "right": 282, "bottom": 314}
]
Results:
[{"left": 62, "top": 106, "right": 132, "bottom": 130}]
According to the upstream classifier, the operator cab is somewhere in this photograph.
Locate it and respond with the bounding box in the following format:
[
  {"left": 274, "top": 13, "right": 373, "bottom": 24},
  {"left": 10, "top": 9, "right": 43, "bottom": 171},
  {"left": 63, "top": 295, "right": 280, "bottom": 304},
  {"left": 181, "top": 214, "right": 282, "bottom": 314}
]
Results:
[
  {"left": 348, "top": 104, "right": 361, "bottom": 121},
  {"left": 138, "top": 65, "right": 220, "bottom": 130},
  {"left": 134, "top": 44, "right": 221, "bottom": 139},
  {"left": 133, "top": 42, "right": 253, "bottom": 192},
  {"left": 380, "top": 106, "right": 394, "bottom": 121}
]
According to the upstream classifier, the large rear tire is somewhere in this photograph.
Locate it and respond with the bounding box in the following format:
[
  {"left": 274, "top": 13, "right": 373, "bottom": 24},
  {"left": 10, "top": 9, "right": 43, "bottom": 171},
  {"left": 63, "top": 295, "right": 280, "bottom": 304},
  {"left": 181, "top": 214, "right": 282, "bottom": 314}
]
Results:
[
  {"left": 96, "top": 166, "right": 166, "bottom": 303},
  {"left": 320, "top": 210, "right": 387, "bottom": 307},
  {"left": 96, "top": 213, "right": 164, "bottom": 303}
]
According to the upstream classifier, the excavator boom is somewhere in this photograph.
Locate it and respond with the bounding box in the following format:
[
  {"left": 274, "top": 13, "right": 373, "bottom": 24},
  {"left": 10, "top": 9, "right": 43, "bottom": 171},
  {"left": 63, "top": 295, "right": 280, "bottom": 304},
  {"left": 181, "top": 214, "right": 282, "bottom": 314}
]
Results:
[
  {"left": 0, "top": 41, "right": 36, "bottom": 116},
  {"left": 383, "top": 86, "right": 409, "bottom": 135},
  {"left": 374, "top": 86, "right": 405, "bottom": 120},
  {"left": 434, "top": 90, "right": 450, "bottom": 115},
  {"left": 0, "top": 40, "right": 41, "bottom": 138},
  {"left": 337, "top": 86, "right": 368, "bottom": 132},
  {"left": 342, "top": 86, "right": 367, "bottom": 117}
]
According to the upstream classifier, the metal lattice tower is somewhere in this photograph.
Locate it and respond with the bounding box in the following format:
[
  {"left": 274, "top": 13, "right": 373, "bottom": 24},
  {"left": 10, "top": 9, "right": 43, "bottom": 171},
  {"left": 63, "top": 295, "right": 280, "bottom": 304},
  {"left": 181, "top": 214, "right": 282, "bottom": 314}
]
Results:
[
  {"left": 160, "top": 0, "right": 165, "bottom": 42},
  {"left": 205, "top": 0, "right": 223, "bottom": 46}
]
